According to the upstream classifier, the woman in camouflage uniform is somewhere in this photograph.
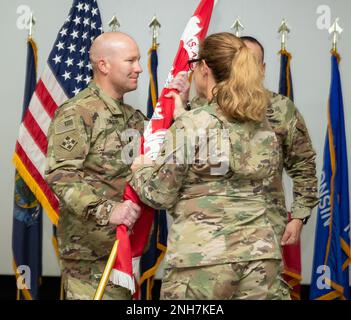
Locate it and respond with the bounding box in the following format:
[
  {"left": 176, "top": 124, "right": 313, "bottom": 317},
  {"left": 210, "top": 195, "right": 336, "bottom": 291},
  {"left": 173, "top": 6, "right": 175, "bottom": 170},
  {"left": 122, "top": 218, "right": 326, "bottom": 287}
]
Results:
[{"left": 130, "top": 32, "right": 290, "bottom": 300}]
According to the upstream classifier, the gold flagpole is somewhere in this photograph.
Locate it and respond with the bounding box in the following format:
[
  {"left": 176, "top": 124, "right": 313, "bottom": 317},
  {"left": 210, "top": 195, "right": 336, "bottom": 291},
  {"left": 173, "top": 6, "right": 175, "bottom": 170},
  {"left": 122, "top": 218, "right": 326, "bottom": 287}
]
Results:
[
  {"left": 230, "top": 18, "right": 244, "bottom": 37},
  {"left": 329, "top": 18, "right": 343, "bottom": 54},
  {"left": 93, "top": 240, "right": 119, "bottom": 300},
  {"left": 278, "top": 19, "right": 290, "bottom": 51},
  {"left": 28, "top": 12, "right": 36, "bottom": 39},
  {"left": 149, "top": 15, "right": 161, "bottom": 49},
  {"left": 108, "top": 15, "right": 121, "bottom": 32}
]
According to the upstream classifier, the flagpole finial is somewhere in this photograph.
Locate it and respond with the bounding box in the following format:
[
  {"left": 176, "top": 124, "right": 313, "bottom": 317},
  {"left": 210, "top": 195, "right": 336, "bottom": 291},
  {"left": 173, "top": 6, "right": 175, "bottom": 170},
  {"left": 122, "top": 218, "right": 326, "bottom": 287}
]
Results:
[
  {"left": 329, "top": 18, "right": 343, "bottom": 52},
  {"left": 28, "top": 12, "right": 36, "bottom": 39},
  {"left": 278, "top": 19, "right": 290, "bottom": 51},
  {"left": 230, "top": 18, "right": 244, "bottom": 37},
  {"left": 149, "top": 15, "right": 161, "bottom": 48},
  {"left": 108, "top": 15, "right": 120, "bottom": 32}
]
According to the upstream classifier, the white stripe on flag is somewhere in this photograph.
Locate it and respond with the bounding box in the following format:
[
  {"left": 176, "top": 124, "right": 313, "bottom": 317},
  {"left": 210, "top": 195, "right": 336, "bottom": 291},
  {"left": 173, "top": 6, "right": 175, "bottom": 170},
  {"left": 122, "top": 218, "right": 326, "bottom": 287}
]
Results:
[
  {"left": 42, "top": 64, "right": 68, "bottom": 107},
  {"left": 18, "top": 124, "right": 47, "bottom": 176},
  {"left": 29, "top": 93, "right": 52, "bottom": 135}
]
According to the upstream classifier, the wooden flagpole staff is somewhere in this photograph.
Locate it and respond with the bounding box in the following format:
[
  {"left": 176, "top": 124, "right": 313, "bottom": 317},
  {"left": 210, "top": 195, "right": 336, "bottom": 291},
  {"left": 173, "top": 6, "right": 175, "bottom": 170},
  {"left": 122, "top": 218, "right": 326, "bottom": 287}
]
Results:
[{"left": 93, "top": 240, "right": 119, "bottom": 300}]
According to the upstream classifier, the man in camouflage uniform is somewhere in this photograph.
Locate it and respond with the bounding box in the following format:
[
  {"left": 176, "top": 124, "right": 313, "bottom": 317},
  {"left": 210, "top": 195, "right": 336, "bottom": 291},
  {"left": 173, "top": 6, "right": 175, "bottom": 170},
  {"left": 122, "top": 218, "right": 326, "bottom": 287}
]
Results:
[
  {"left": 45, "top": 32, "right": 146, "bottom": 300},
  {"left": 241, "top": 36, "right": 319, "bottom": 246}
]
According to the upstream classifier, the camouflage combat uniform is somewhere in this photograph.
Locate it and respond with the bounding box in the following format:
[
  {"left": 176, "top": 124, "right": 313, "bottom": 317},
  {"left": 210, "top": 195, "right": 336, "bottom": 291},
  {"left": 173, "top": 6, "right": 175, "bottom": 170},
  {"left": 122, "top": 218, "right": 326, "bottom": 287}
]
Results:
[
  {"left": 130, "top": 102, "right": 292, "bottom": 300},
  {"left": 45, "top": 82, "right": 146, "bottom": 300},
  {"left": 264, "top": 92, "right": 318, "bottom": 240},
  {"left": 190, "top": 93, "right": 319, "bottom": 243}
]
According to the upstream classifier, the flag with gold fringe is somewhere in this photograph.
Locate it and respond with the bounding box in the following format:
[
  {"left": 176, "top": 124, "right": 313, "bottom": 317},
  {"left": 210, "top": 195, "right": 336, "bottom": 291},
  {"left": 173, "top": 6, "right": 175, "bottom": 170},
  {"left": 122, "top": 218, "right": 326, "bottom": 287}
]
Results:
[
  {"left": 12, "top": 36, "right": 43, "bottom": 300},
  {"left": 279, "top": 49, "right": 294, "bottom": 101},
  {"left": 310, "top": 50, "right": 350, "bottom": 300},
  {"left": 279, "top": 48, "right": 302, "bottom": 300},
  {"left": 139, "top": 43, "right": 168, "bottom": 300}
]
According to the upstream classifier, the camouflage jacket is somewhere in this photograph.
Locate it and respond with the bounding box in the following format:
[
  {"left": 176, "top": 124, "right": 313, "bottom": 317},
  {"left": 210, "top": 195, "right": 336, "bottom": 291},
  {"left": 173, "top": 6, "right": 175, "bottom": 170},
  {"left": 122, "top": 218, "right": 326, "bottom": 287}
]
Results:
[
  {"left": 191, "top": 93, "right": 319, "bottom": 240},
  {"left": 130, "top": 102, "right": 283, "bottom": 268},
  {"left": 265, "top": 92, "right": 318, "bottom": 238},
  {"left": 45, "top": 82, "right": 146, "bottom": 261}
]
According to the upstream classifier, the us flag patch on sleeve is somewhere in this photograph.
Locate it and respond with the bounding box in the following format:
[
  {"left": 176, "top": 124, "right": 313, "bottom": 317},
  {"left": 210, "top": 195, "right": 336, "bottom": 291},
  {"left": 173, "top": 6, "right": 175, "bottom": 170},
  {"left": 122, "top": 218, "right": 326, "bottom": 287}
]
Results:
[{"left": 55, "top": 116, "right": 76, "bottom": 135}]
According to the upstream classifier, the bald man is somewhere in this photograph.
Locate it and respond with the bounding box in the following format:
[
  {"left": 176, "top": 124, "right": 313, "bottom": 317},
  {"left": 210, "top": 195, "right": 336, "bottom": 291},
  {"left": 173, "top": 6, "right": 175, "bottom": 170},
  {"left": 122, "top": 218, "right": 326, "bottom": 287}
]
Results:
[{"left": 45, "top": 32, "right": 146, "bottom": 300}]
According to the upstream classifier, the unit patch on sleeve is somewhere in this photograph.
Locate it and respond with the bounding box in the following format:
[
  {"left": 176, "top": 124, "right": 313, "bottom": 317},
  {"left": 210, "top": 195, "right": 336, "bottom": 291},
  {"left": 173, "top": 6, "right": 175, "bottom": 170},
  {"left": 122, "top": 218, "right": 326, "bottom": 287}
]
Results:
[{"left": 60, "top": 136, "right": 78, "bottom": 151}]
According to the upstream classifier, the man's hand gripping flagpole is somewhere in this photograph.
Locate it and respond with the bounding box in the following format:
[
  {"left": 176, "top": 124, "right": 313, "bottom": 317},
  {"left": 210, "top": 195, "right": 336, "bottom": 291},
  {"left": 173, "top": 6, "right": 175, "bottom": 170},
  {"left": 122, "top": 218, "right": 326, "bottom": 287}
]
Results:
[{"left": 94, "top": 0, "right": 215, "bottom": 299}]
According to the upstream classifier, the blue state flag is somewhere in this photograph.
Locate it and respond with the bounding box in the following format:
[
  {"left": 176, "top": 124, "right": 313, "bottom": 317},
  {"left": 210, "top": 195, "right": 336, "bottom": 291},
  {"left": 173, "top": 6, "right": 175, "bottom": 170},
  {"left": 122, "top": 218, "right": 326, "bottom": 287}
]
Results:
[
  {"left": 12, "top": 38, "right": 43, "bottom": 300},
  {"left": 279, "top": 48, "right": 302, "bottom": 300},
  {"left": 279, "top": 49, "right": 294, "bottom": 101},
  {"left": 310, "top": 51, "right": 351, "bottom": 300},
  {"left": 139, "top": 44, "right": 168, "bottom": 300}
]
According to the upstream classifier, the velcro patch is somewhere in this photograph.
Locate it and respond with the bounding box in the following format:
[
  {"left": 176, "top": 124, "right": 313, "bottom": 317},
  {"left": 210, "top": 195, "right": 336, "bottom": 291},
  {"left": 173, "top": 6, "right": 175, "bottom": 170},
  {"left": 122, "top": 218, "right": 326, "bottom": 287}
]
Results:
[
  {"left": 60, "top": 136, "right": 78, "bottom": 151},
  {"left": 105, "top": 118, "right": 120, "bottom": 125},
  {"left": 55, "top": 116, "right": 76, "bottom": 134}
]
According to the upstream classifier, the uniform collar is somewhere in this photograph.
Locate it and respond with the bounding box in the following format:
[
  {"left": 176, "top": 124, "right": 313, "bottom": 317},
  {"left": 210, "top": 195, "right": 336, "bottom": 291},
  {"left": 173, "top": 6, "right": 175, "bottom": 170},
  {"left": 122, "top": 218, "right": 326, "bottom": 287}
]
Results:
[{"left": 88, "top": 81, "right": 124, "bottom": 115}]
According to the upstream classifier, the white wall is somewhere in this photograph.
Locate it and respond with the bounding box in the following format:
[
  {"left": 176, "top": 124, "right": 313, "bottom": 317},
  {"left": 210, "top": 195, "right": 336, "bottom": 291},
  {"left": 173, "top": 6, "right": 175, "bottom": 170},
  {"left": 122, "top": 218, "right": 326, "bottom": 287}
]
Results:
[{"left": 1, "top": 0, "right": 350, "bottom": 284}]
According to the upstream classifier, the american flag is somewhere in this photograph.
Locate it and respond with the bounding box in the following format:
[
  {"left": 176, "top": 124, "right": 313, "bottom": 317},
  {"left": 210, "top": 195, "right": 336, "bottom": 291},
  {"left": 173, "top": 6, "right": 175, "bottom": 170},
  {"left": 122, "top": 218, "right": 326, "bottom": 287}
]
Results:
[{"left": 13, "top": 0, "right": 102, "bottom": 225}]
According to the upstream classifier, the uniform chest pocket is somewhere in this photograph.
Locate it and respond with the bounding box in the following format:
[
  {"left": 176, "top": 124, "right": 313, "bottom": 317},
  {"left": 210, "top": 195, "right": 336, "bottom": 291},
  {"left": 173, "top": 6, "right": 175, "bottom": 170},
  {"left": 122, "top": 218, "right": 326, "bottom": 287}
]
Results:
[
  {"left": 102, "top": 125, "right": 125, "bottom": 157},
  {"left": 229, "top": 127, "right": 280, "bottom": 179}
]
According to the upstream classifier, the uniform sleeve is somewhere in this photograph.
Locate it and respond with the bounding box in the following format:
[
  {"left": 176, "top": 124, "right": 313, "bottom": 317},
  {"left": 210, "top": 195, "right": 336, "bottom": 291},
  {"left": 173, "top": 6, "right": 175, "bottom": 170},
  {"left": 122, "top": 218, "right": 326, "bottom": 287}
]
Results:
[
  {"left": 129, "top": 118, "right": 189, "bottom": 210},
  {"left": 45, "top": 106, "right": 117, "bottom": 225},
  {"left": 283, "top": 103, "right": 319, "bottom": 219}
]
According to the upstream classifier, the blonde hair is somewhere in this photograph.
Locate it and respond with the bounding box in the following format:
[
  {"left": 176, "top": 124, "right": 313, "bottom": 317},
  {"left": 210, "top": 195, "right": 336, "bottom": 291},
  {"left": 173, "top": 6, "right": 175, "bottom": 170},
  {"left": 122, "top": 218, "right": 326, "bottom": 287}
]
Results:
[{"left": 199, "top": 32, "right": 269, "bottom": 122}]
